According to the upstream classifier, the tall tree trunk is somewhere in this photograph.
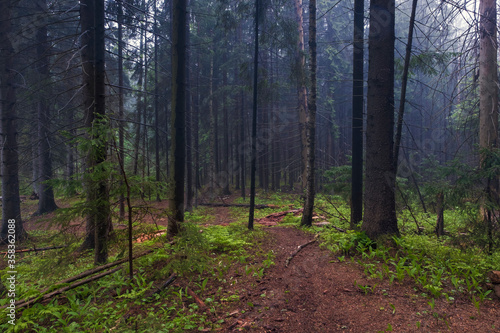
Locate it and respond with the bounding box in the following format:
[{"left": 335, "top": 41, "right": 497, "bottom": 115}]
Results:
[
  {"left": 222, "top": 52, "right": 231, "bottom": 195},
  {"left": 80, "top": 0, "right": 110, "bottom": 264},
  {"left": 185, "top": 1, "right": 194, "bottom": 211},
  {"left": 168, "top": 0, "right": 187, "bottom": 237},
  {"left": 118, "top": 0, "right": 125, "bottom": 219},
  {"left": 350, "top": 0, "right": 364, "bottom": 228},
  {"left": 133, "top": 21, "right": 144, "bottom": 176},
  {"left": 362, "top": 0, "right": 399, "bottom": 240},
  {"left": 208, "top": 55, "right": 216, "bottom": 199},
  {"left": 301, "top": 0, "right": 317, "bottom": 227},
  {"left": 248, "top": 0, "right": 260, "bottom": 230},
  {"left": 35, "top": 0, "right": 58, "bottom": 216},
  {"left": 240, "top": 88, "right": 246, "bottom": 199},
  {"left": 479, "top": 0, "right": 498, "bottom": 254},
  {"left": 0, "top": 0, "right": 26, "bottom": 242},
  {"left": 154, "top": 0, "right": 162, "bottom": 202},
  {"left": 294, "top": 0, "right": 308, "bottom": 191}
]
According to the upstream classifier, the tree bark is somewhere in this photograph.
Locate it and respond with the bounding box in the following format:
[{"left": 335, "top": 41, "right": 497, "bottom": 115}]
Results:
[
  {"left": 154, "top": 0, "right": 162, "bottom": 203},
  {"left": 248, "top": 0, "right": 260, "bottom": 230},
  {"left": 0, "top": 0, "right": 26, "bottom": 242},
  {"left": 350, "top": 0, "right": 365, "bottom": 228},
  {"left": 208, "top": 55, "right": 216, "bottom": 199},
  {"left": 301, "top": 0, "right": 316, "bottom": 227},
  {"left": 79, "top": 0, "right": 111, "bottom": 265},
  {"left": 362, "top": 0, "right": 399, "bottom": 240},
  {"left": 118, "top": 0, "right": 125, "bottom": 220},
  {"left": 185, "top": 0, "right": 194, "bottom": 211},
  {"left": 294, "top": 0, "right": 308, "bottom": 191},
  {"left": 479, "top": 0, "right": 498, "bottom": 254},
  {"left": 34, "top": 0, "right": 58, "bottom": 216},
  {"left": 435, "top": 192, "right": 444, "bottom": 237},
  {"left": 222, "top": 52, "right": 231, "bottom": 196},
  {"left": 168, "top": 0, "right": 187, "bottom": 237}
]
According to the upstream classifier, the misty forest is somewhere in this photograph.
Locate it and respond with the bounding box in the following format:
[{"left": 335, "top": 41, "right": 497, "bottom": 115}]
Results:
[{"left": 0, "top": 0, "right": 500, "bottom": 331}]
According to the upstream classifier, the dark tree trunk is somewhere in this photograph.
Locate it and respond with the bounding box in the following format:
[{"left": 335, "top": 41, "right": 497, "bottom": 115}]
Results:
[
  {"left": 350, "top": 0, "right": 364, "bottom": 228},
  {"left": 240, "top": 88, "right": 246, "bottom": 199},
  {"left": 168, "top": 0, "right": 187, "bottom": 237},
  {"left": 0, "top": 0, "right": 26, "bottom": 242},
  {"left": 435, "top": 192, "right": 444, "bottom": 237},
  {"left": 208, "top": 56, "right": 216, "bottom": 198},
  {"left": 301, "top": 0, "right": 316, "bottom": 227},
  {"left": 248, "top": 0, "right": 260, "bottom": 230},
  {"left": 222, "top": 52, "right": 231, "bottom": 196},
  {"left": 34, "top": 0, "right": 58, "bottom": 216},
  {"left": 154, "top": 0, "right": 162, "bottom": 203},
  {"left": 79, "top": 0, "right": 111, "bottom": 265},
  {"left": 185, "top": 1, "right": 194, "bottom": 211},
  {"left": 118, "top": 0, "right": 125, "bottom": 220},
  {"left": 479, "top": 0, "right": 498, "bottom": 254},
  {"left": 362, "top": 0, "right": 399, "bottom": 240},
  {"left": 294, "top": 0, "right": 308, "bottom": 191}
]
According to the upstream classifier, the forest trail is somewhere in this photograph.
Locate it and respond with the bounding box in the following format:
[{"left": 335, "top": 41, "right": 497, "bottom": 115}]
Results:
[{"left": 219, "top": 222, "right": 500, "bottom": 332}]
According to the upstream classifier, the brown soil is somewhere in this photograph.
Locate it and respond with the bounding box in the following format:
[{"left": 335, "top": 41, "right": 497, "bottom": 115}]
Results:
[{"left": 218, "top": 224, "right": 500, "bottom": 332}]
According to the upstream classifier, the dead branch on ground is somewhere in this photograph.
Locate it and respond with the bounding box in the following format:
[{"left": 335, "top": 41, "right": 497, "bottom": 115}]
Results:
[
  {"left": 14, "top": 267, "right": 122, "bottom": 309},
  {"left": 1, "top": 245, "right": 65, "bottom": 255},
  {"left": 285, "top": 234, "right": 319, "bottom": 267}
]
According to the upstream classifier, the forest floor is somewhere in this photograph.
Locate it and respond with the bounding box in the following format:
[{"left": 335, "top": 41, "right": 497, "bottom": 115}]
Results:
[
  {"left": 3, "top": 195, "right": 500, "bottom": 332},
  {"left": 202, "top": 205, "right": 500, "bottom": 333}
]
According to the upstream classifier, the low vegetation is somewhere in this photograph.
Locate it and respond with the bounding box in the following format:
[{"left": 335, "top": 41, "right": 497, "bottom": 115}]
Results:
[{"left": 0, "top": 191, "right": 499, "bottom": 332}]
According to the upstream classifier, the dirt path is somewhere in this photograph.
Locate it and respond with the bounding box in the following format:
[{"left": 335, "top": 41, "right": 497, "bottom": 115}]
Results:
[{"left": 221, "top": 226, "right": 500, "bottom": 332}]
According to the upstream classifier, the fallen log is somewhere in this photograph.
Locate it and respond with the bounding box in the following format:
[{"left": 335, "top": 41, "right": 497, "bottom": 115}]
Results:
[
  {"left": 50, "top": 249, "right": 154, "bottom": 288},
  {"left": 1, "top": 245, "right": 65, "bottom": 255},
  {"left": 285, "top": 234, "right": 319, "bottom": 267},
  {"left": 1, "top": 249, "right": 155, "bottom": 310},
  {"left": 256, "top": 209, "right": 303, "bottom": 221},
  {"left": 15, "top": 267, "right": 122, "bottom": 309},
  {"left": 198, "top": 203, "right": 282, "bottom": 209}
]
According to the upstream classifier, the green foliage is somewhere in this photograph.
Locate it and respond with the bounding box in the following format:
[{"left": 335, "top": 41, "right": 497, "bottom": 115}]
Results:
[
  {"left": 323, "top": 164, "right": 352, "bottom": 200},
  {"left": 320, "top": 222, "right": 499, "bottom": 306}
]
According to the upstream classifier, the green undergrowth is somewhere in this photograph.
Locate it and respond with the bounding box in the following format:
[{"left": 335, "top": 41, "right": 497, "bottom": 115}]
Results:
[
  {"left": 319, "top": 226, "right": 499, "bottom": 309},
  {"left": 0, "top": 214, "right": 271, "bottom": 332}
]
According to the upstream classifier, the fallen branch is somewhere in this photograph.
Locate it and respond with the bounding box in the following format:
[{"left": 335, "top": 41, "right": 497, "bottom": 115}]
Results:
[
  {"left": 330, "top": 225, "right": 346, "bottom": 233},
  {"left": 173, "top": 283, "right": 208, "bottom": 310},
  {"left": 2, "top": 249, "right": 155, "bottom": 310},
  {"left": 257, "top": 209, "right": 303, "bottom": 220},
  {"left": 185, "top": 286, "right": 207, "bottom": 310},
  {"left": 153, "top": 273, "right": 177, "bottom": 295},
  {"left": 51, "top": 249, "right": 154, "bottom": 288},
  {"left": 285, "top": 234, "right": 319, "bottom": 267},
  {"left": 15, "top": 267, "right": 122, "bottom": 309},
  {"left": 1, "top": 245, "right": 65, "bottom": 255}
]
